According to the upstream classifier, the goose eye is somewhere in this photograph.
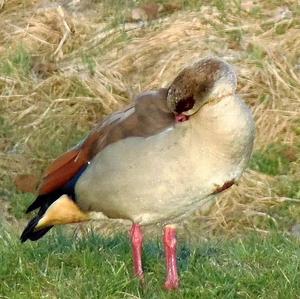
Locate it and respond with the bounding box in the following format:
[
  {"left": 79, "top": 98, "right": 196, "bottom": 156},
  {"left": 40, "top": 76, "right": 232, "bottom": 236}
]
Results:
[{"left": 175, "top": 96, "right": 195, "bottom": 113}]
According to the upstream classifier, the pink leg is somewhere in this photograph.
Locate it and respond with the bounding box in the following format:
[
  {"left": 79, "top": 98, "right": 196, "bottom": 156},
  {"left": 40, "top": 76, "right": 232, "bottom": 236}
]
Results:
[
  {"left": 163, "top": 225, "right": 179, "bottom": 290},
  {"left": 130, "top": 223, "right": 144, "bottom": 279}
]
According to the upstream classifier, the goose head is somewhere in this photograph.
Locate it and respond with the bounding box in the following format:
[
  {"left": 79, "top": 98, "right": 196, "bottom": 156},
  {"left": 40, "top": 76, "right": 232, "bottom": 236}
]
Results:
[{"left": 167, "top": 57, "right": 237, "bottom": 119}]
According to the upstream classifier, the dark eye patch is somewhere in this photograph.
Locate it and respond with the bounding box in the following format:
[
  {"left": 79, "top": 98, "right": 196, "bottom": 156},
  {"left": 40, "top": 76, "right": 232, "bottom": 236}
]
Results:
[{"left": 175, "top": 96, "right": 195, "bottom": 114}]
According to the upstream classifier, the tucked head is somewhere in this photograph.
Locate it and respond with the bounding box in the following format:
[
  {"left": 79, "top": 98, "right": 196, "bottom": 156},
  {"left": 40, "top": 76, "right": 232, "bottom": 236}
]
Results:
[{"left": 167, "top": 57, "right": 237, "bottom": 117}]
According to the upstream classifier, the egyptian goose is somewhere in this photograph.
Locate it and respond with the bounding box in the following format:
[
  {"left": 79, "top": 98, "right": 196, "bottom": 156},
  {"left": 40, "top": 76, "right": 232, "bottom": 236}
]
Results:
[{"left": 20, "top": 57, "right": 255, "bottom": 290}]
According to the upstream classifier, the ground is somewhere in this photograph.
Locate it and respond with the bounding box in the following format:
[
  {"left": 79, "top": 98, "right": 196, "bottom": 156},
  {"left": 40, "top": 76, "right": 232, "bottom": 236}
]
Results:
[{"left": 0, "top": 0, "right": 299, "bottom": 298}]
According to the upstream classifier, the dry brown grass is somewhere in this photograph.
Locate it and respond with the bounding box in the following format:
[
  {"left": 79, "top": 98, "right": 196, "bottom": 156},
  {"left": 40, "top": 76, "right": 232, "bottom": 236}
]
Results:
[{"left": 0, "top": 0, "right": 299, "bottom": 238}]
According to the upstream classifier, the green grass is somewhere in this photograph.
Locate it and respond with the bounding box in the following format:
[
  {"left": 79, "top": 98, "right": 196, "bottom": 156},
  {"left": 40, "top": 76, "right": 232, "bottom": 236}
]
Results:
[
  {"left": 249, "top": 143, "right": 292, "bottom": 176},
  {"left": 1, "top": 229, "right": 300, "bottom": 298},
  {"left": 0, "top": 45, "right": 32, "bottom": 77},
  {"left": 9, "top": 192, "right": 35, "bottom": 220},
  {"left": 276, "top": 177, "right": 300, "bottom": 199},
  {"left": 81, "top": 54, "right": 97, "bottom": 76},
  {"left": 0, "top": 116, "right": 13, "bottom": 139},
  {"left": 0, "top": 178, "right": 34, "bottom": 220},
  {"left": 246, "top": 45, "right": 266, "bottom": 68}
]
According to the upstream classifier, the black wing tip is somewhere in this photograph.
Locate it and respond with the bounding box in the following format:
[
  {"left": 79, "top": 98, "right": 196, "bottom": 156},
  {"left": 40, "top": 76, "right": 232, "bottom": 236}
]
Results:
[
  {"left": 20, "top": 216, "right": 39, "bottom": 242},
  {"left": 20, "top": 215, "right": 53, "bottom": 243},
  {"left": 20, "top": 233, "right": 28, "bottom": 243},
  {"left": 25, "top": 207, "right": 32, "bottom": 214},
  {"left": 25, "top": 195, "right": 45, "bottom": 214},
  {"left": 25, "top": 202, "right": 40, "bottom": 214},
  {"left": 20, "top": 226, "right": 53, "bottom": 243}
]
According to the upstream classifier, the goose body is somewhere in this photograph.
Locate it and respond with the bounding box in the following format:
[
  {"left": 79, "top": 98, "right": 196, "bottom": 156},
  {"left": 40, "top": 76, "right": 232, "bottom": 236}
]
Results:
[
  {"left": 76, "top": 91, "right": 254, "bottom": 224},
  {"left": 21, "top": 57, "right": 255, "bottom": 289}
]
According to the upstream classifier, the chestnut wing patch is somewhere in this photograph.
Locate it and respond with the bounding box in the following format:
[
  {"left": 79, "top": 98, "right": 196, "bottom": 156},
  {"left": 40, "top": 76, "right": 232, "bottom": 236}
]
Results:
[
  {"left": 38, "top": 149, "right": 86, "bottom": 195},
  {"left": 38, "top": 129, "right": 107, "bottom": 196}
]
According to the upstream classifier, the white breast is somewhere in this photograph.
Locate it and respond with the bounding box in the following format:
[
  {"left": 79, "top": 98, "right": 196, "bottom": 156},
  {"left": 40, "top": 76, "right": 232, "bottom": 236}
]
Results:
[{"left": 75, "top": 95, "right": 255, "bottom": 225}]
